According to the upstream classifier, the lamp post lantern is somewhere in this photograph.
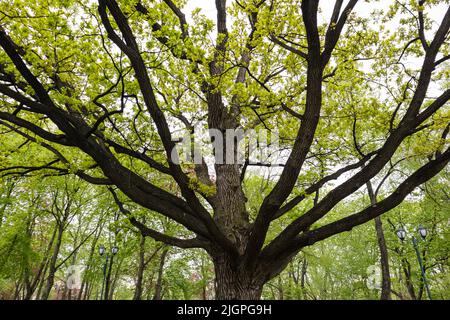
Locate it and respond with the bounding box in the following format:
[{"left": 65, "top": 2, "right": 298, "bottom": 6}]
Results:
[
  {"left": 396, "top": 227, "right": 406, "bottom": 242},
  {"left": 417, "top": 226, "right": 427, "bottom": 240},
  {"left": 395, "top": 225, "right": 432, "bottom": 300}
]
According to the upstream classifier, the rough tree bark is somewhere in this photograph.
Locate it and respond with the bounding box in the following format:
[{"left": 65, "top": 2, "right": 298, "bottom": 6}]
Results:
[{"left": 212, "top": 253, "right": 265, "bottom": 300}]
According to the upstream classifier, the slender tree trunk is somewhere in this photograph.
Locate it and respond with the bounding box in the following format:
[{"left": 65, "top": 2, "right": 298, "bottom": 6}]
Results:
[
  {"left": 108, "top": 257, "right": 123, "bottom": 300},
  {"left": 418, "top": 283, "right": 424, "bottom": 300},
  {"left": 276, "top": 276, "right": 284, "bottom": 300},
  {"left": 0, "top": 181, "right": 14, "bottom": 228},
  {"left": 367, "top": 181, "right": 391, "bottom": 300},
  {"left": 78, "top": 271, "right": 87, "bottom": 300},
  {"left": 24, "top": 225, "right": 58, "bottom": 300},
  {"left": 35, "top": 259, "right": 50, "bottom": 300},
  {"left": 402, "top": 259, "right": 417, "bottom": 300},
  {"left": 300, "top": 257, "right": 308, "bottom": 299},
  {"left": 133, "top": 235, "right": 146, "bottom": 300},
  {"left": 78, "top": 226, "right": 102, "bottom": 300},
  {"left": 13, "top": 281, "right": 22, "bottom": 300},
  {"left": 22, "top": 210, "right": 36, "bottom": 300},
  {"left": 200, "top": 254, "right": 209, "bottom": 300},
  {"left": 145, "top": 272, "right": 156, "bottom": 300},
  {"left": 374, "top": 216, "right": 391, "bottom": 299},
  {"left": 104, "top": 255, "right": 114, "bottom": 300},
  {"left": 153, "top": 248, "right": 168, "bottom": 300},
  {"left": 82, "top": 282, "right": 90, "bottom": 300},
  {"left": 22, "top": 260, "right": 32, "bottom": 300},
  {"left": 41, "top": 226, "right": 64, "bottom": 300}
]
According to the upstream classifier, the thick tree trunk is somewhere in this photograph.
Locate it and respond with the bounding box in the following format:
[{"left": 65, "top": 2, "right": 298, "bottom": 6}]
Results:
[{"left": 213, "top": 255, "right": 264, "bottom": 300}]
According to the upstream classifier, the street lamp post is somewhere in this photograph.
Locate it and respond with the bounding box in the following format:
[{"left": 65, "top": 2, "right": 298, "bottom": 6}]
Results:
[
  {"left": 396, "top": 226, "right": 432, "bottom": 300},
  {"left": 99, "top": 245, "right": 119, "bottom": 300}
]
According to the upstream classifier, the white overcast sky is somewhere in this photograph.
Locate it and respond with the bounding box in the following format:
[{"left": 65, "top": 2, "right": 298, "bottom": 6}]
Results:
[{"left": 184, "top": 0, "right": 448, "bottom": 34}]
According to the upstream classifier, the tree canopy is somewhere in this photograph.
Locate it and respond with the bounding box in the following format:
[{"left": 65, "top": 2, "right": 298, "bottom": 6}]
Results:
[{"left": 0, "top": 0, "right": 448, "bottom": 300}]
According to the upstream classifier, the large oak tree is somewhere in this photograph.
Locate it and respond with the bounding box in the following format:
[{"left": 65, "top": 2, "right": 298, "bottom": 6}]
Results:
[{"left": 0, "top": 0, "right": 449, "bottom": 299}]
